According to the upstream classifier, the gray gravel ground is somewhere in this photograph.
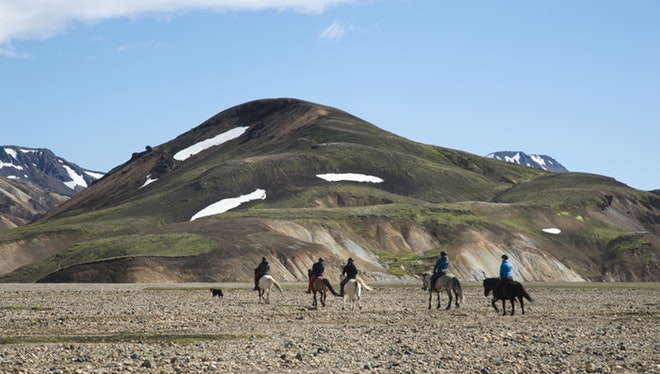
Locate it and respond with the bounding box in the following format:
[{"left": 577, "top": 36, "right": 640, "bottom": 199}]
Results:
[{"left": 0, "top": 282, "right": 658, "bottom": 373}]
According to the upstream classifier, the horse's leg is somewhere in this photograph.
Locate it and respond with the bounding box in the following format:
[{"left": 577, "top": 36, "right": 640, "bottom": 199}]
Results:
[
  {"left": 510, "top": 299, "right": 515, "bottom": 316},
  {"left": 312, "top": 292, "right": 317, "bottom": 307},
  {"left": 445, "top": 290, "right": 452, "bottom": 310},
  {"left": 491, "top": 297, "right": 499, "bottom": 312},
  {"left": 501, "top": 299, "right": 506, "bottom": 316},
  {"left": 519, "top": 296, "right": 524, "bottom": 315},
  {"left": 321, "top": 290, "right": 326, "bottom": 307},
  {"left": 427, "top": 291, "right": 433, "bottom": 310}
]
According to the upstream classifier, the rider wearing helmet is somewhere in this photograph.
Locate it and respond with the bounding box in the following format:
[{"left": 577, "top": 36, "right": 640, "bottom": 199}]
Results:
[
  {"left": 254, "top": 256, "right": 270, "bottom": 291},
  {"left": 429, "top": 251, "right": 449, "bottom": 291},
  {"left": 339, "top": 258, "right": 358, "bottom": 296},
  {"left": 306, "top": 257, "right": 325, "bottom": 293}
]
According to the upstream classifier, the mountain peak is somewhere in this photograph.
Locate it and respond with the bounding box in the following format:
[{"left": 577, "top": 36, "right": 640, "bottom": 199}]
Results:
[
  {"left": 0, "top": 146, "right": 104, "bottom": 197},
  {"left": 485, "top": 151, "right": 568, "bottom": 173}
]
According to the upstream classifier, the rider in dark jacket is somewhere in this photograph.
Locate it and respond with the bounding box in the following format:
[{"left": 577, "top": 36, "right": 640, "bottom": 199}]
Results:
[
  {"left": 254, "top": 257, "right": 270, "bottom": 290},
  {"left": 339, "top": 258, "right": 358, "bottom": 296},
  {"left": 306, "top": 257, "right": 325, "bottom": 293}
]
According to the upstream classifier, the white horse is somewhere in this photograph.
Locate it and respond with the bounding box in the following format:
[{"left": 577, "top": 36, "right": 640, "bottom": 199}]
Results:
[
  {"left": 342, "top": 277, "right": 372, "bottom": 310},
  {"left": 257, "top": 275, "right": 283, "bottom": 304}
]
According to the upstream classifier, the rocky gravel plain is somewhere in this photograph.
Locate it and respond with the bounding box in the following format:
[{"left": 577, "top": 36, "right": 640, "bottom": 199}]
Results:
[{"left": 0, "top": 282, "right": 658, "bottom": 373}]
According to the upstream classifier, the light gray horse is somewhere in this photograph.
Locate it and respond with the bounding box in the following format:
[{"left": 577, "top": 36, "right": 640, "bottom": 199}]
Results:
[
  {"left": 342, "top": 277, "right": 372, "bottom": 310},
  {"left": 421, "top": 272, "right": 464, "bottom": 310},
  {"left": 257, "top": 275, "right": 283, "bottom": 304}
]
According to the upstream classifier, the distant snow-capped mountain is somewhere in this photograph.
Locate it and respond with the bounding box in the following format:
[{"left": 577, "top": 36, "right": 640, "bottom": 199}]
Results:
[
  {"left": 486, "top": 151, "right": 568, "bottom": 173},
  {"left": 0, "top": 146, "right": 104, "bottom": 197}
]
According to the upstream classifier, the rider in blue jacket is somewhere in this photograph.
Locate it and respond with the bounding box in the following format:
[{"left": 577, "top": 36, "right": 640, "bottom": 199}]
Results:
[
  {"left": 496, "top": 254, "right": 513, "bottom": 296},
  {"left": 429, "top": 251, "right": 449, "bottom": 290},
  {"left": 499, "top": 254, "right": 513, "bottom": 280}
]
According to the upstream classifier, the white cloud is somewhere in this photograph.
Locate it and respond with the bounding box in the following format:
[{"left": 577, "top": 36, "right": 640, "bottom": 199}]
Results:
[
  {"left": 0, "top": 0, "right": 359, "bottom": 51},
  {"left": 320, "top": 20, "right": 352, "bottom": 40}
]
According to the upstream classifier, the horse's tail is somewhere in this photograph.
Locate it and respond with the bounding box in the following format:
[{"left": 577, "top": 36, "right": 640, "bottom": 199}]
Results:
[
  {"left": 272, "top": 279, "right": 284, "bottom": 293},
  {"left": 521, "top": 286, "right": 533, "bottom": 302},
  {"left": 356, "top": 277, "right": 373, "bottom": 291},
  {"left": 323, "top": 279, "right": 340, "bottom": 296},
  {"left": 453, "top": 277, "right": 465, "bottom": 304}
]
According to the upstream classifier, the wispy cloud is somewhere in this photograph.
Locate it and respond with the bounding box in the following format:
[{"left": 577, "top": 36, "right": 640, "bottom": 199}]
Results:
[
  {"left": 0, "top": 0, "right": 359, "bottom": 53},
  {"left": 320, "top": 20, "right": 353, "bottom": 41},
  {"left": 0, "top": 43, "right": 31, "bottom": 58}
]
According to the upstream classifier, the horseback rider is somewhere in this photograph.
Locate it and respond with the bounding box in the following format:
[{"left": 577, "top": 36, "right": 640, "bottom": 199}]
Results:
[
  {"left": 429, "top": 251, "right": 449, "bottom": 290},
  {"left": 339, "top": 258, "right": 358, "bottom": 296},
  {"left": 306, "top": 257, "right": 325, "bottom": 293},
  {"left": 495, "top": 254, "right": 513, "bottom": 296},
  {"left": 253, "top": 256, "right": 270, "bottom": 291}
]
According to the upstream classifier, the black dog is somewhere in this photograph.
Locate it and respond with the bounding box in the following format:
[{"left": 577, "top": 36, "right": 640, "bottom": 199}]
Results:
[{"left": 210, "top": 288, "right": 224, "bottom": 298}]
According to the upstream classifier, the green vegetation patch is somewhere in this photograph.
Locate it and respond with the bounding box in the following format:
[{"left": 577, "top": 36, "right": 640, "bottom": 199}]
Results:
[
  {"left": 2, "top": 233, "right": 215, "bottom": 282},
  {"left": 58, "top": 233, "right": 216, "bottom": 261},
  {"left": 378, "top": 249, "right": 443, "bottom": 276},
  {"left": 0, "top": 333, "right": 259, "bottom": 345}
]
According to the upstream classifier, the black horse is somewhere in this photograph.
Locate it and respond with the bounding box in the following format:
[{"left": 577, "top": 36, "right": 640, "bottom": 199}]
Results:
[{"left": 483, "top": 278, "right": 533, "bottom": 316}]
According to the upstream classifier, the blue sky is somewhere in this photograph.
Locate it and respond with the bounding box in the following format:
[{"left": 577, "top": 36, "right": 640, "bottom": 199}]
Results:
[{"left": 1, "top": 1, "right": 658, "bottom": 191}]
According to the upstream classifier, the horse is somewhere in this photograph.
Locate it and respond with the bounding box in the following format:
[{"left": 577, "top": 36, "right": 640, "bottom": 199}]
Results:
[
  {"left": 342, "top": 277, "right": 372, "bottom": 310},
  {"left": 421, "top": 272, "right": 464, "bottom": 310},
  {"left": 310, "top": 277, "right": 340, "bottom": 307},
  {"left": 257, "top": 275, "right": 283, "bottom": 304},
  {"left": 483, "top": 277, "right": 533, "bottom": 315}
]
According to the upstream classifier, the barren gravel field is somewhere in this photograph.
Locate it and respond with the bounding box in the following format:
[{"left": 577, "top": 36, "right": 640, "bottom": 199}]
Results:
[{"left": 0, "top": 282, "right": 658, "bottom": 373}]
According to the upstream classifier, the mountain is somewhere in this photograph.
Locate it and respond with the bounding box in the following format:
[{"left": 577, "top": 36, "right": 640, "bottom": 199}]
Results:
[
  {"left": 0, "top": 98, "right": 658, "bottom": 283},
  {"left": 0, "top": 146, "right": 104, "bottom": 197},
  {"left": 0, "top": 176, "right": 68, "bottom": 230},
  {"left": 486, "top": 151, "right": 568, "bottom": 172}
]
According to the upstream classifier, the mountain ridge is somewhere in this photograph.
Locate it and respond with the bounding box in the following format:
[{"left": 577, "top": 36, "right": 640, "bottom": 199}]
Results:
[
  {"left": 486, "top": 151, "right": 568, "bottom": 173},
  {"left": 0, "top": 146, "right": 103, "bottom": 197}
]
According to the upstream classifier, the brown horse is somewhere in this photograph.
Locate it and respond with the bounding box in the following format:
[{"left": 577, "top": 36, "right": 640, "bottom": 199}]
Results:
[{"left": 310, "top": 277, "right": 340, "bottom": 307}]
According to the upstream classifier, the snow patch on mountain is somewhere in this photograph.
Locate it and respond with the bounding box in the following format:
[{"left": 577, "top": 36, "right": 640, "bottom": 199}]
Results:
[
  {"left": 174, "top": 126, "right": 249, "bottom": 161},
  {"left": 189, "top": 171, "right": 385, "bottom": 220},
  {"left": 317, "top": 173, "right": 384, "bottom": 183},
  {"left": 191, "top": 188, "right": 267, "bottom": 221},
  {"left": 61, "top": 163, "right": 88, "bottom": 190}
]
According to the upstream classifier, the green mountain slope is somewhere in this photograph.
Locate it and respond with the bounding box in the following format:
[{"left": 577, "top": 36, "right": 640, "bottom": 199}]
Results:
[{"left": 1, "top": 98, "right": 658, "bottom": 283}]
